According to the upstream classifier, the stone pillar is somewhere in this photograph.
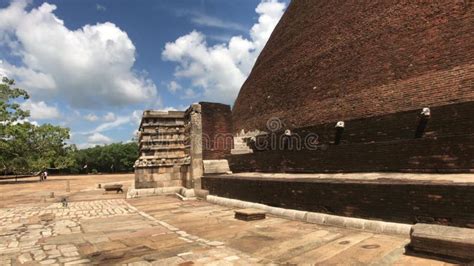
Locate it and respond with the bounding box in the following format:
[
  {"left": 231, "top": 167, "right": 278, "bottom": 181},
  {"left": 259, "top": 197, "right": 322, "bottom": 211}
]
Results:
[{"left": 187, "top": 104, "right": 203, "bottom": 189}]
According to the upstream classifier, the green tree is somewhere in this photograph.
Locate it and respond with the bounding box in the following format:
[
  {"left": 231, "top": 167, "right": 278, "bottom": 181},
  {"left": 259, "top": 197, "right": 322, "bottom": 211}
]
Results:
[
  {"left": 0, "top": 77, "right": 30, "bottom": 123},
  {"left": 0, "top": 77, "right": 73, "bottom": 174},
  {"left": 72, "top": 142, "right": 138, "bottom": 173}
]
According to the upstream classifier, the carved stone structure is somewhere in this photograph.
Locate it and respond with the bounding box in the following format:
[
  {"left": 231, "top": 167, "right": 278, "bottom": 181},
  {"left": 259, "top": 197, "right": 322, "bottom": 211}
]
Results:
[
  {"left": 134, "top": 110, "right": 190, "bottom": 189},
  {"left": 134, "top": 102, "right": 233, "bottom": 189}
]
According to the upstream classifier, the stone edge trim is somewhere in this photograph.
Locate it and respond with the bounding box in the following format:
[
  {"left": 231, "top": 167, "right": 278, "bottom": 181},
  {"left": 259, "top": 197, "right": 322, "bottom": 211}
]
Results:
[
  {"left": 206, "top": 195, "right": 411, "bottom": 236},
  {"left": 126, "top": 187, "right": 183, "bottom": 199}
]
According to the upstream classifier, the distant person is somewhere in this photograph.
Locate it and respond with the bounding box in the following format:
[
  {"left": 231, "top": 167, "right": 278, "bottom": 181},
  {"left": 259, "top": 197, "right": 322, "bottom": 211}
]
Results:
[
  {"left": 39, "top": 171, "right": 44, "bottom": 181},
  {"left": 44, "top": 170, "right": 48, "bottom": 180}
]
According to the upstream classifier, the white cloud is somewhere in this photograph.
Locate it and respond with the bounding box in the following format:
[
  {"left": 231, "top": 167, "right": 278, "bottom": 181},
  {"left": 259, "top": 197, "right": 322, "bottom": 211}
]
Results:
[
  {"left": 157, "top": 106, "right": 176, "bottom": 112},
  {"left": 0, "top": 61, "right": 56, "bottom": 93},
  {"left": 167, "top": 81, "right": 182, "bottom": 93},
  {"left": 181, "top": 88, "right": 199, "bottom": 99},
  {"left": 84, "top": 113, "right": 99, "bottom": 122},
  {"left": 76, "top": 143, "right": 94, "bottom": 149},
  {"left": 87, "top": 132, "right": 112, "bottom": 144},
  {"left": 96, "top": 4, "right": 106, "bottom": 12},
  {"left": 190, "top": 13, "right": 246, "bottom": 32},
  {"left": 11, "top": 118, "right": 39, "bottom": 126},
  {"left": 20, "top": 99, "right": 61, "bottom": 120},
  {"left": 93, "top": 115, "right": 130, "bottom": 133},
  {"left": 131, "top": 110, "right": 142, "bottom": 125},
  {"left": 0, "top": 0, "right": 157, "bottom": 108},
  {"left": 102, "top": 112, "right": 116, "bottom": 122},
  {"left": 162, "top": 0, "right": 286, "bottom": 104}
]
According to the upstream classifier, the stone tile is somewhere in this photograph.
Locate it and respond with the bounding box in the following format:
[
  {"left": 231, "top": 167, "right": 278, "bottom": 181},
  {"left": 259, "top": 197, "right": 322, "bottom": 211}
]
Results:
[
  {"left": 63, "top": 258, "right": 91, "bottom": 265},
  {"left": 150, "top": 256, "right": 185, "bottom": 265},
  {"left": 39, "top": 259, "right": 57, "bottom": 265},
  {"left": 95, "top": 241, "right": 127, "bottom": 252},
  {"left": 58, "top": 256, "right": 82, "bottom": 263},
  {"left": 17, "top": 253, "right": 32, "bottom": 264}
]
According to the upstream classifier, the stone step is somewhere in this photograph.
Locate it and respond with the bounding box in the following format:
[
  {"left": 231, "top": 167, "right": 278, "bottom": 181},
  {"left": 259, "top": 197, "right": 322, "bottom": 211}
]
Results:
[{"left": 408, "top": 223, "right": 474, "bottom": 261}]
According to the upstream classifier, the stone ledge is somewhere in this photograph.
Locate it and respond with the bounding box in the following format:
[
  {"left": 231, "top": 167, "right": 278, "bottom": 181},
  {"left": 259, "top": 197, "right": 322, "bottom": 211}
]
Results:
[
  {"left": 206, "top": 195, "right": 411, "bottom": 236},
  {"left": 126, "top": 187, "right": 183, "bottom": 199}
]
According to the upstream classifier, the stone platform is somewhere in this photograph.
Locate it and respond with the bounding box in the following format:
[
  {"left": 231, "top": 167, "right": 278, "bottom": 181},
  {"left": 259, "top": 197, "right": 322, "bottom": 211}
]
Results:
[
  {"left": 202, "top": 172, "right": 474, "bottom": 228},
  {"left": 0, "top": 174, "right": 465, "bottom": 264}
]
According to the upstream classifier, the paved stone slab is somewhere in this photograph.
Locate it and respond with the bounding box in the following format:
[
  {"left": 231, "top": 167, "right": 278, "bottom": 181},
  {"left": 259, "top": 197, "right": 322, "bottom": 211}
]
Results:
[{"left": 0, "top": 174, "right": 464, "bottom": 264}]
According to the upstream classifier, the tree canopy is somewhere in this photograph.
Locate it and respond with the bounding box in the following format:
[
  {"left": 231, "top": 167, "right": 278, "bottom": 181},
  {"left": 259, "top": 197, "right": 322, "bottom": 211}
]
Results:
[
  {"left": 0, "top": 77, "right": 74, "bottom": 174},
  {"left": 0, "top": 76, "right": 139, "bottom": 175},
  {"left": 71, "top": 142, "right": 138, "bottom": 174}
]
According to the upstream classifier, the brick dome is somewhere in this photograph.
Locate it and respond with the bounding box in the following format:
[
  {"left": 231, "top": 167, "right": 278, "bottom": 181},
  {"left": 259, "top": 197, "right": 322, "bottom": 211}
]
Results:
[{"left": 232, "top": 0, "right": 474, "bottom": 132}]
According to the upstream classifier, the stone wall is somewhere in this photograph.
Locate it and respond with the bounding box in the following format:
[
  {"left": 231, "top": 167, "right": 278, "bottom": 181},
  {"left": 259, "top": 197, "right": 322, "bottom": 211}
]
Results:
[
  {"left": 202, "top": 175, "right": 474, "bottom": 228},
  {"left": 232, "top": 0, "right": 474, "bottom": 132},
  {"left": 200, "top": 102, "right": 233, "bottom": 160}
]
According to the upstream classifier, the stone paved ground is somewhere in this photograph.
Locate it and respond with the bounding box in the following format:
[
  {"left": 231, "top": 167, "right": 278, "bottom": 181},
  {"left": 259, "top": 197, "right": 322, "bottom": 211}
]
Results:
[{"left": 0, "top": 174, "right": 458, "bottom": 265}]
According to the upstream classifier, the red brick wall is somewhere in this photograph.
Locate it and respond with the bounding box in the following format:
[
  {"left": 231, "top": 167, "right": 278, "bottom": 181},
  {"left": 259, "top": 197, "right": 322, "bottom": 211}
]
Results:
[
  {"left": 232, "top": 102, "right": 474, "bottom": 173},
  {"left": 233, "top": 0, "right": 474, "bottom": 132},
  {"left": 251, "top": 102, "right": 474, "bottom": 150},
  {"left": 228, "top": 134, "right": 474, "bottom": 173},
  {"left": 202, "top": 175, "right": 474, "bottom": 228},
  {"left": 200, "top": 102, "right": 233, "bottom": 160}
]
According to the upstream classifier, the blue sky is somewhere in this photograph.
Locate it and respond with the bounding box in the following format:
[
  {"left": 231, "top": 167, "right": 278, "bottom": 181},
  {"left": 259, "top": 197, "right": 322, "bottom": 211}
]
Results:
[{"left": 0, "top": 0, "right": 287, "bottom": 148}]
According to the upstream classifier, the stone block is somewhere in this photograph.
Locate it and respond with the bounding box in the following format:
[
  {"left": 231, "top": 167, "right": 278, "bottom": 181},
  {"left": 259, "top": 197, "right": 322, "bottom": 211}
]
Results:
[
  {"left": 325, "top": 215, "right": 346, "bottom": 227},
  {"left": 343, "top": 218, "right": 365, "bottom": 230},
  {"left": 306, "top": 213, "right": 327, "bottom": 225},
  {"left": 409, "top": 223, "right": 474, "bottom": 261},
  {"left": 235, "top": 209, "right": 266, "bottom": 221},
  {"left": 363, "top": 220, "right": 385, "bottom": 233},
  {"left": 268, "top": 207, "right": 285, "bottom": 216},
  {"left": 194, "top": 189, "right": 209, "bottom": 199},
  {"left": 383, "top": 222, "right": 411, "bottom": 236},
  {"left": 203, "top": 160, "right": 231, "bottom": 175}
]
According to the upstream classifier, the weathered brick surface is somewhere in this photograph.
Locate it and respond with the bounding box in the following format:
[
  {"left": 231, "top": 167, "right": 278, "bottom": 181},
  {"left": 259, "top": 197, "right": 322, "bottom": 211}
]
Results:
[
  {"left": 250, "top": 101, "right": 474, "bottom": 149},
  {"left": 200, "top": 102, "right": 233, "bottom": 160},
  {"left": 233, "top": 0, "right": 474, "bottom": 132},
  {"left": 202, "top": 175, "right": 474, "bottom": 228},
  {"left": 232, "top": 101, "right": 474, "bottom": 173},
  {"left": 229, "top": 134, "right": 474, "bottom": 173}
]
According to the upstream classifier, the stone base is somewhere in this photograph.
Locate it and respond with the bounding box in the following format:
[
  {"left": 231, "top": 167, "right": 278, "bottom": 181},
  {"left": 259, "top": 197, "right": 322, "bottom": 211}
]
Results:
[
  {"left": 134, "top": 166, "right": 188, "bottom": 189},
  {"left": 203, "top": 173, "right": 474, "bottom": 228}
]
